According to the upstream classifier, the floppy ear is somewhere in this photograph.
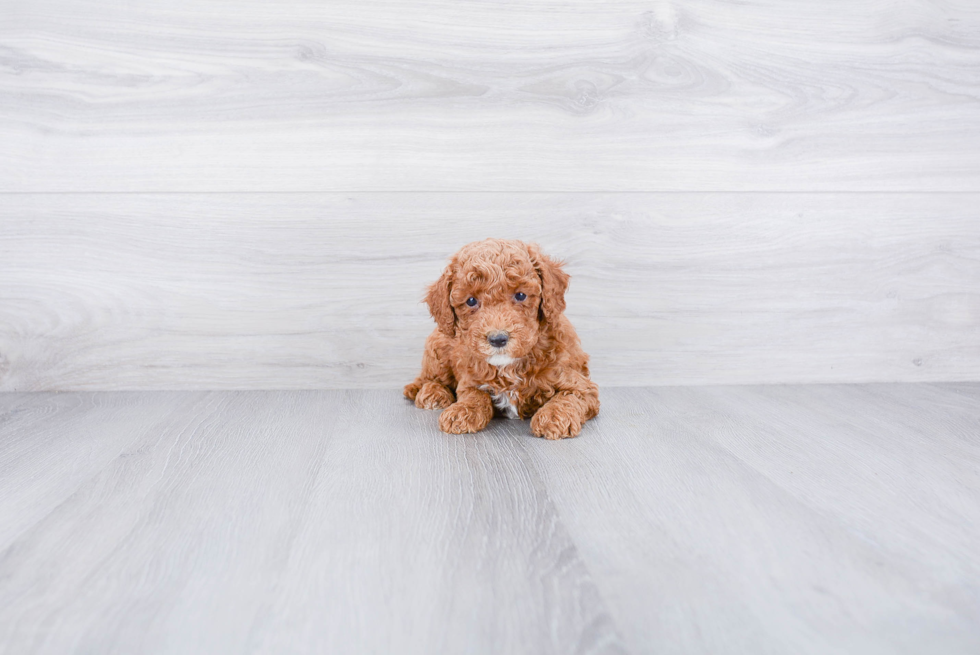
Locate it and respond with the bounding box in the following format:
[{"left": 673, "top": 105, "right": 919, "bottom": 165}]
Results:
[
  {"left": 425, "top": 259, "right": 457, "bottom": 337},
  {"left": 527, "top": 243, "right": 569, "bottom": 325}
]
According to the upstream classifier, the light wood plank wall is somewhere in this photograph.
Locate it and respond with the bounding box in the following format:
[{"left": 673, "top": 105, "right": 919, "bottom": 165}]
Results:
[{"left": 1, "top": 0, "right": 978, "bottom": 390}]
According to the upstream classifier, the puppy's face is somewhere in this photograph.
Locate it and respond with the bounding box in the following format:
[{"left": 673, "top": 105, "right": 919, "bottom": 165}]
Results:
[
  {"left": 427, "top": 239, "right": 569, "bottom": 366},
  {"left": 451, "top": 249, "right": 542, "bottom": 365}
]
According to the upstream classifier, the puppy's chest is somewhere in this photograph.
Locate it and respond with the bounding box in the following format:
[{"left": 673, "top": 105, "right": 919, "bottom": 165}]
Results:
[{"left": 479, "top": 382, "right": 523, "bottom": 419}]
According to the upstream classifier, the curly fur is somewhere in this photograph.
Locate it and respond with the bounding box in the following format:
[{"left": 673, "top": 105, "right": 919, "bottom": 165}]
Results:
[{"left": 404, "top": 239, "right": 599, "bottom": 439}]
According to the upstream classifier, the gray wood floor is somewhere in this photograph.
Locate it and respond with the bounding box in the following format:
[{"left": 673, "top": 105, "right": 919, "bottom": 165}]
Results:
[{"left": 1, "top": 384, "right": 977, "bottom": 654}]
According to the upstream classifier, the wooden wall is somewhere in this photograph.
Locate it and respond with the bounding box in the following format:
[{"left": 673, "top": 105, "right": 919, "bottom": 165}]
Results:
[{"left": 1, "top": 0, "right": 978, "bottom": 390}]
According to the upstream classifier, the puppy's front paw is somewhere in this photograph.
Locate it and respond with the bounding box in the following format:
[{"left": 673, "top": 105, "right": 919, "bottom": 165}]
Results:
[
  {"left": 415, "top": 382, "right": 454, "bottom": 410},
  {"left": 404, "top": 381, "right": 421, "bottom": 401},
  {"left": 439, "top": 402, "right": 491, "bottom": 434},
  {"left": 531, "top": 403, "right": 582, "bottom": 440}
]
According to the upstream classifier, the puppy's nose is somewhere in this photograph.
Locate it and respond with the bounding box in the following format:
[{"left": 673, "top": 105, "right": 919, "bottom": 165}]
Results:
[{"left": 487, "top": 331, "right": 509, "bottom": 348}]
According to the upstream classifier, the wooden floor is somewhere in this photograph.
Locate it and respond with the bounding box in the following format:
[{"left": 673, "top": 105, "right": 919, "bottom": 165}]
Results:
[{"left": 1, "top": 384, "right": 977, "bottom": 654}]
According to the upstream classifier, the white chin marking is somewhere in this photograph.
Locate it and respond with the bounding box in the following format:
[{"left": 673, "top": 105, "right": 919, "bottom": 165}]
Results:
[{"left": 488, "top": 354, "right": 516, "bottom": 367}]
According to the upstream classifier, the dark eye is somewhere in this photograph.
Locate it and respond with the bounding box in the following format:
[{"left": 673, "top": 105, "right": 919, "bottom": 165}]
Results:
[
  {"left": 466, "top": 296, "right": 478, "bottom": 307},
  {"left": 514, "top": 292, "right": 527, "bottom": 301}
]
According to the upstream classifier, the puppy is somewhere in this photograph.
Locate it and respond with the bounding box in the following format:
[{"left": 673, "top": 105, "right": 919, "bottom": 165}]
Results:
[{"left": 404, "top": 239, "right": 599, "bottom": 439}]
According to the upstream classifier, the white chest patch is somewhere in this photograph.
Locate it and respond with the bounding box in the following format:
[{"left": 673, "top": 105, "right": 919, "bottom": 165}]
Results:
[
  {"left": 487, "top": 354, "right": 516, "bottom": 367},
  {"left": 479, "top": 385, "right": 521, "bottom": 419}
]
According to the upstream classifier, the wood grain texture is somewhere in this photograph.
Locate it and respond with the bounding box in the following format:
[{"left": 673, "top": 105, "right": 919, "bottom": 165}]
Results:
[
  {"left": 0, "top": 391, "right": 208, "bottom": 551},
  {"left": 0, "top": 384, "right": 978, "bottom": 653},
  {"left": 0, "top": 390, "right": 626, "bottom": 655},
  {"left": 523, "top": 383, "right": 980, "bottom": 654},
  {"left": 1, "top": 0, "right": 979, "bottom": 191},
  {"left": 1, "top": 193, "right": 978, "bottom": 391}
]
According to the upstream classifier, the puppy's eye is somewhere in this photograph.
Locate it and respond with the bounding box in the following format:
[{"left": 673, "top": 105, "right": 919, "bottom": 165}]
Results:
[
  {"left": 466, "top": 297, "right": 478, "bottom": 307},
  {"left": 514, "top": 292, "right": 527, "bottom": 301}
]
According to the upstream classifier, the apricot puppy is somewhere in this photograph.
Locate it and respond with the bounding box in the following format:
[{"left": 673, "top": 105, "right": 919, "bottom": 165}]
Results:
[{"left": 404, "top": 239, "right": 599, "bottom": 439}]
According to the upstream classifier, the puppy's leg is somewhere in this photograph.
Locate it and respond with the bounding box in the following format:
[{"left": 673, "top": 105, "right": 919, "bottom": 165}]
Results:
[
  {"left": 531, "top": 383, "right": 600, "bottom": 440},
  {"left": 414, "top": 382, "right": 455, "bottom": 410},
  {"left": 439, "top": 387, "right": 493, "bottom": 434},
  {"left": 405, "top": 332, "right": 456, "bottom": 409}
]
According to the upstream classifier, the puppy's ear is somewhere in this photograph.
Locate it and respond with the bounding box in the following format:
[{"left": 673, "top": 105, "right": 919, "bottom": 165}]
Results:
[
  {"left": 426, "top": 259, "right": 457, "bottom": 337},
  {"left": 527, "top": 243, "right": 569, "bottom": 325}
]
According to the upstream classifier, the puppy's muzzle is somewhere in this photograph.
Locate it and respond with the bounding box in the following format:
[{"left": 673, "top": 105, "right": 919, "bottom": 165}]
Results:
[{"left": 487, "top": 331, "right": 510, "bottom": 348}]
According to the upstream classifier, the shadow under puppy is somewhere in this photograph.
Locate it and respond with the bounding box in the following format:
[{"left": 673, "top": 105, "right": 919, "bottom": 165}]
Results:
[{"left": 405, "top": 239, "right": 599, "bottom": 439}]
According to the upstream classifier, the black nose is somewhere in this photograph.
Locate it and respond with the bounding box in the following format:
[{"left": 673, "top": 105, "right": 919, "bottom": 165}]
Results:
[{"left": 487, "top": 332, "right": 509, "bottom": 348}]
